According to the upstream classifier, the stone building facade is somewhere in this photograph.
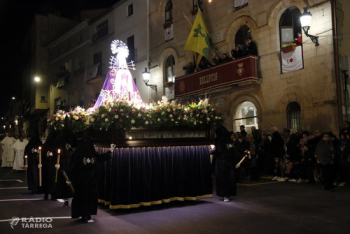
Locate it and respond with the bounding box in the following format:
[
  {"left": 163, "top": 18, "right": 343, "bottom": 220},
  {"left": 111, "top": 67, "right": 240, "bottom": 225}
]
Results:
[{"left": 148, "top": 0, "right": 350, "bottom": 134}]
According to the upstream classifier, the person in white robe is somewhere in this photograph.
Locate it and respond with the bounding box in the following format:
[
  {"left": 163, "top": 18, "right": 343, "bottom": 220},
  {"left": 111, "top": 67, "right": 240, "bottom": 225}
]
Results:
[
  {"left": 1, "top": 133, "right": 16, "bottom": 167},
  {"left": 13, "top": 136, "right": 28, "bottom": 170}
]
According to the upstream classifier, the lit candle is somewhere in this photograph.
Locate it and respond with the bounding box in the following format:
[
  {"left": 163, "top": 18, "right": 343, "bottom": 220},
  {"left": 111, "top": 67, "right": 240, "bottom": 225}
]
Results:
[
  {"left": 25, "top": 155, "right": 28, "bottom": 167},
  {"left": 57, "top": 149, "right": 61, "bottom": 163},
  {"left": 38, "top": 146, "right": 42, "bottom": 187},
  {"left": 55, "top": 149, "right": 61, "bottom": 183}
]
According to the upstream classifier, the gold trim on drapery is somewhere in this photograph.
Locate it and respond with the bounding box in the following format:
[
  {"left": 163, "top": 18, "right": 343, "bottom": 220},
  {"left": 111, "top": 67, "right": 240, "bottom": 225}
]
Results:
[{"left": 101, "top": 194, "right": 213, "bottom": 209}]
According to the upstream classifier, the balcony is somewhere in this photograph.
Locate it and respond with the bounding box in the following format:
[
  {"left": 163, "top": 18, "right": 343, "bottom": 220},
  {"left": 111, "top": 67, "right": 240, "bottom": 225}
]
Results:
[
  {"left": 175, "top": 56, "right": 260, "bottom": 98},
  {"left": 92, "top": 27, "right": 109, "bottom": 43},
  {"left": 84, "top": 63, "right": 104, "bottom": 83}
]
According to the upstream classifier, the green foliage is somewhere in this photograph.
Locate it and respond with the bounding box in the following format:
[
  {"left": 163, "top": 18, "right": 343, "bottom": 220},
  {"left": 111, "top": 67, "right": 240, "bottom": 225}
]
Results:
[{"left": 48, "top": 97, "right": 223, "bottom": 132}]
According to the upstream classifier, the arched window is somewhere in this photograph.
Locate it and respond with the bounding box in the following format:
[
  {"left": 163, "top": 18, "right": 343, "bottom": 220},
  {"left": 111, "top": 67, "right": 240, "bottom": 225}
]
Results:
[
  {"left": 286, "top": 102, "right": 302, "bottom": 130},
  {"left": 280, "top": 7, "right": 301, "bottom": 47},
  {"left": 233, "top": 101, "right": 258, "bottom": 133},
  {"left": 235, "top": 25, "right": 251, "bottom": 49},
  {"left": 165, "top": 0, "right": 172, "bottom": 23},
  {"left": 280, "top": 7, "right": 303, "bottom": 73},
  {"left": 165, "top": 55, "right": 175, "bottom": 83}
]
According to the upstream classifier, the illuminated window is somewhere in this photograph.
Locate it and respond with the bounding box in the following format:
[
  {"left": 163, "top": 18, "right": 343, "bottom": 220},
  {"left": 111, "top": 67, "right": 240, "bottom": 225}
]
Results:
[
  {"left": 165, "top": 55, "right": 175, "bottom": 83},
  {"left": 234, "top": 101, "right": 258, "bottom": 132}
]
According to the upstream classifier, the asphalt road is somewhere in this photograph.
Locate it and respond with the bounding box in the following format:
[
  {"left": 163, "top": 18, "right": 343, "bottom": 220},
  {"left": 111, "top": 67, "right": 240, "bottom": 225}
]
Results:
[{"left": 0, "top": 167, "right": 349, "bottom": 234}]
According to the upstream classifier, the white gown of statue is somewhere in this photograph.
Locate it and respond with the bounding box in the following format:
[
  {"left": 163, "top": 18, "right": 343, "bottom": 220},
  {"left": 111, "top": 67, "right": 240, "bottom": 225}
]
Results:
[
  {"left": 1, "top": 136, "right": 16, "bottom": 167},
  {"left": 13, "top": 139, "right": 28, "bottom": 170}
]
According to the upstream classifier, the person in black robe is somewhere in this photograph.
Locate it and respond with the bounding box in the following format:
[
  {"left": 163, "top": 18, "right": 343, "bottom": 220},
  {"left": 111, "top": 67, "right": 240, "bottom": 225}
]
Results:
[
  {"left": 69, "top": 129, "right": 114, "bottom": 223},
  {"left": 24, "top": 134, "right": 43, "bottom": 194},
  {"left": 54, "top": 116, "right": 78, "bottom": 207},
  {"left": 42, "top": 129, "right": 57, "bottom": 200},
  {"left": 213, "top": 126, "right": 236, "bottom": 202},
  {"left": 234, "top": 134, "right": 249, "bottom": 181}
]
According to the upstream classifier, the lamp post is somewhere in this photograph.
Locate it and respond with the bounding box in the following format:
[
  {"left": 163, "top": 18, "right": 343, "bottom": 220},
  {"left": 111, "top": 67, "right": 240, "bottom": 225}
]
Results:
[
  {"left": 300, "top": 7, "right": 319, "bottom": 46},
  {"left": 142, "top": 68, "right": 157, "bottom": 92}
]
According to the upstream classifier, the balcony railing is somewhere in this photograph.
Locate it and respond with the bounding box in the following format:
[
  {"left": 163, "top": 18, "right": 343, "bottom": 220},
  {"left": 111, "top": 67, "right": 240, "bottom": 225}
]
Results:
[
  {"left": 175, "top": 56, "right": 259, "bottom": 98},
  {"left": 84, "top": 63, "right": 104, "bottom": 83},
  {"left": 92, "top": 27, "right": 109, "bottom": 43}
]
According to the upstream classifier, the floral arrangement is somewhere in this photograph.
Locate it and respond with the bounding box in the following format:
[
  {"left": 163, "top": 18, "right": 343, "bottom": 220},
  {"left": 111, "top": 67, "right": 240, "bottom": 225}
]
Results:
[
  {"left": 47, "top": 110, "right": 66, "bottom": 131},
  {"left": 68, "top": 106, "right": 89, "bottom": 132},
  {"left": 282, "top": 43, "right": 296, "bottom": 49},
  {"left": 47, "top": 96, "right": 223, "bottom": 132}
]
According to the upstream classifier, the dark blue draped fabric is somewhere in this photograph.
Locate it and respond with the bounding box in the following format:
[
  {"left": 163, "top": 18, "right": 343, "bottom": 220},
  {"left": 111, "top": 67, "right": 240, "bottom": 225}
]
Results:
[{"left": 96, "top": 145, "right": 213, "bottom": 209}]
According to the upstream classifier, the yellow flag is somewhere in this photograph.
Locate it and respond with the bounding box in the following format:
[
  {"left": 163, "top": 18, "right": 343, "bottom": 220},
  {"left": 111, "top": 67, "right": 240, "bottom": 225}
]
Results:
[{"left": 184, "top": 10, "right": 210, "bottom": 59}]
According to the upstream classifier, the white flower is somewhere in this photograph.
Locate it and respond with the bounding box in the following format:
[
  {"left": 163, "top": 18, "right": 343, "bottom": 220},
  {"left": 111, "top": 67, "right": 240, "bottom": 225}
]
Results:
[
  {"left": 74, "top": 116, "right": 79, "bottom": 120},
  {"left": 206, "top": 118, "right": 210, "bottom": 121},
  {"left": 131, "top": 119, "right": 135, "bottom": 124},
  {"left": 194, "top": 121, "right": 197, "bottom": 125},
  {"left": 169, "top": 114, "right": 173, "bottom": 118},
  {"left": 55, "top": 117, "right": 59, "bottom": 121},
  {"left": 101, "top": 114, "right": 105, "bottom": 118},
  {"left": 138, "top": 113, "right": 142, "bottom": 117},
  {"left": 167, "top": 108, "right": 171, "bottom": 112},
  {"left": 105, "top": 118, "right": 109, "bottom": 122},
  {"left": 91, "top": 118, "right": 95, "bottom": 122},
  {"left": 157, "top": 118, "right": 161, "bottom": 121},
  {"left": 114, "top": 115, "right": 119, "bottom": 119},
  {"left": 126, "top": 115, "right": 129, "bottom": 118},
  {"left": 145, "top": 121, "right": 149, "bottom": 125}
]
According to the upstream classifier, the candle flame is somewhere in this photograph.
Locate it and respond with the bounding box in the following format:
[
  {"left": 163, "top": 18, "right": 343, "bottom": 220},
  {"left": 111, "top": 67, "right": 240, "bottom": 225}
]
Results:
[
  {"left": 58, "top": 149, "right": 61, "bottom": 154},
  {"left": 39, "top": 146, "right": 42, "bottom": 150},
  {"left": 25, "top": 155, "right": 27, "bottom": 158}
]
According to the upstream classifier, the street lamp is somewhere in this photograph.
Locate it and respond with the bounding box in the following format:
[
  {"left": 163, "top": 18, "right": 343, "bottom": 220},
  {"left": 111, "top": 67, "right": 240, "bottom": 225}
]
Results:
[
  {"left": 300, "top": 7, "right": 319, "bottom": 46},
  {"left": 142, "top": 68, "right": 157, "bottom": 92}
]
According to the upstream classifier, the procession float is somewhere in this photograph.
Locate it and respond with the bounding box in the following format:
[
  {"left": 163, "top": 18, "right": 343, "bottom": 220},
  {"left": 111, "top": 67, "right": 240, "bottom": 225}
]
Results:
[{"left": 47, "top": 40, "right": 223, "bottom": 209}]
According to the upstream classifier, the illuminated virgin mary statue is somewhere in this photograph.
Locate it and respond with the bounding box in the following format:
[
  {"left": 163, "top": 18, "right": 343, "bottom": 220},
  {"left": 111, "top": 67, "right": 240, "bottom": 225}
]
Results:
[{"left": 92, "top": 40, "right": 143, "bottom": 109}]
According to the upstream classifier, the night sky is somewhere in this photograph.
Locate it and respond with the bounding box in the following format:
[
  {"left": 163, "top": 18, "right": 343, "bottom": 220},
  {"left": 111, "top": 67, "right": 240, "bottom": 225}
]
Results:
[{"left": 0, "top": 0, "right": 118, "bottom": 117}]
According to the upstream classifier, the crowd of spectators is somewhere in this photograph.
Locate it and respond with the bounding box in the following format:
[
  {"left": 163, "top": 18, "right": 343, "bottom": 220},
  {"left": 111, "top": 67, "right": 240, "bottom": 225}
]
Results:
[
  {"left": 222, "top": 123, "right": 350, "bottom": 191},
  {"left": 184, "top": 37, "right": 258, "bottom": 75}
]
